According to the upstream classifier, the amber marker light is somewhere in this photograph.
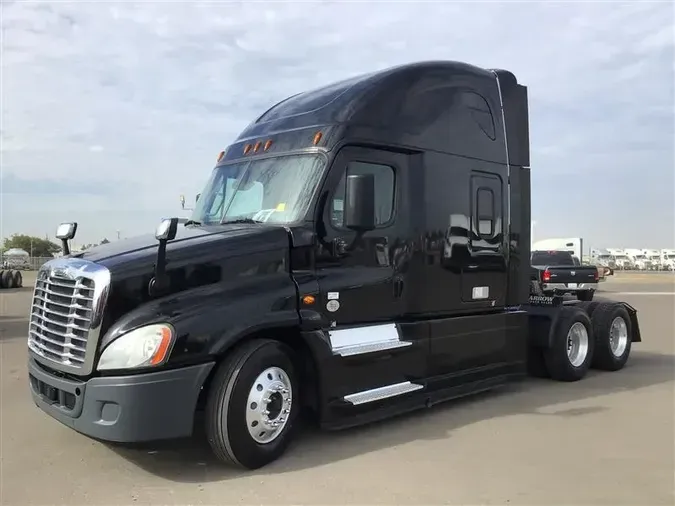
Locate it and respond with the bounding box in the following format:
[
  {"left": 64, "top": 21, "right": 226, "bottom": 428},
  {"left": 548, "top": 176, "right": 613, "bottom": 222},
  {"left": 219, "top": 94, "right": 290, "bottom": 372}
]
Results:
[
  {"left": 302, "top": 295, "right": 316, "bottom": 305},
  {"left": 313, "top": 131, "right": 323, "bottom": 145},
  {"left": 243, "top": 144, "right": 252, "bottom": 154},
  {"left": 149, "top": 326, "right": 174, "bottom": 366},
  {"left": 264, "top": 139, "right": 273, "bottom": 151}
]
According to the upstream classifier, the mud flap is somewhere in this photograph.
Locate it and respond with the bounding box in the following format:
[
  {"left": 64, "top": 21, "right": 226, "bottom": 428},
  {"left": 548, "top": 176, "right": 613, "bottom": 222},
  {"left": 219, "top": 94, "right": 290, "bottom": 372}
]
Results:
[{"left": 619, "top": 302, "right": 642, "bottom": 342}]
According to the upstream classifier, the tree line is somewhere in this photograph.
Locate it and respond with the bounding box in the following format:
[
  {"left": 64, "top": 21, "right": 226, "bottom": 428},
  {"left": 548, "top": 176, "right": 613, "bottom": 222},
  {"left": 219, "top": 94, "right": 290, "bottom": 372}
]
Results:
[{"left": 1, "top": 234, "right": 110, "bottom": 258}]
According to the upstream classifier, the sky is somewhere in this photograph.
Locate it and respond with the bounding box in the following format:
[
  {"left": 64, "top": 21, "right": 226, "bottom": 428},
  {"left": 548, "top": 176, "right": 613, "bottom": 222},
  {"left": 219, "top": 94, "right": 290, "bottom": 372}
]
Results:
[{"left": 1, "top": 0, "right": 674, "bottom": 250}]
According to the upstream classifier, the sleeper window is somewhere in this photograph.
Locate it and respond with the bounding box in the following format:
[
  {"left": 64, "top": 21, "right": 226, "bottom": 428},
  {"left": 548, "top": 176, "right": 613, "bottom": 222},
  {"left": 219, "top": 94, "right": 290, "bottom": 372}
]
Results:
[{"left": 331, "top": 161, "right": 395, "bottom": 228}]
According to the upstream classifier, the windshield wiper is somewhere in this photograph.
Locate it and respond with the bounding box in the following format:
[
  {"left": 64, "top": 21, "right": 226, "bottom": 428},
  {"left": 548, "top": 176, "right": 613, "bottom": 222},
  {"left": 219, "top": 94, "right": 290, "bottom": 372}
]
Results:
[
  {"left": 221, "top": 218, "right": 262, "bottom": 224},
  {"left": 183, "top": 219, "right": 202, "bottom": 226}
]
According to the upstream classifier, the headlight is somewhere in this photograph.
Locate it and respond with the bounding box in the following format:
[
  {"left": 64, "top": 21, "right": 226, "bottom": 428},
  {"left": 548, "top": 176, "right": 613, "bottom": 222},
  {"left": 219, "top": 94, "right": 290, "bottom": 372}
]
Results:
[{"left": 98, "top": 324, "right": 175, "bottom": 371}]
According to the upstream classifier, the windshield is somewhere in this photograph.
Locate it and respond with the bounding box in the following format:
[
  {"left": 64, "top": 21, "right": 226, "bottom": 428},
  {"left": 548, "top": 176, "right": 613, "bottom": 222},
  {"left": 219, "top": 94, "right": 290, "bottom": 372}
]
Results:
[{"left": 191, "top": 154, "right": 326, "bottom": 225}]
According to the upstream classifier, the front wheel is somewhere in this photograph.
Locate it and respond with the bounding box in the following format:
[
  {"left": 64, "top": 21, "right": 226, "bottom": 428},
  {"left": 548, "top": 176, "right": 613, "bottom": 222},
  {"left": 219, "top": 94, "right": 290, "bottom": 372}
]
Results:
[{"left": 205, "top": 339, "right": 299, "bottom": 469}]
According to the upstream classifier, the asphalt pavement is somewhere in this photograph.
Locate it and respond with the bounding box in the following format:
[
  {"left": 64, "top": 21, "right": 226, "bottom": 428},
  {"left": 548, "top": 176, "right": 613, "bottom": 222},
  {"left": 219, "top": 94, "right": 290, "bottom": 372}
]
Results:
[{"left": 1, "top": 272, "right": 673, "bottom": 505}]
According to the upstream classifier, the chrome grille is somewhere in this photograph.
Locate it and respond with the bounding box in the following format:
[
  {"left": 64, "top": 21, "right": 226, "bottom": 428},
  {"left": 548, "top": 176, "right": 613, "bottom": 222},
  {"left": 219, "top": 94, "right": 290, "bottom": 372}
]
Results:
[{"left": 28, "top": 258, "right": 111, "bottom": 374}]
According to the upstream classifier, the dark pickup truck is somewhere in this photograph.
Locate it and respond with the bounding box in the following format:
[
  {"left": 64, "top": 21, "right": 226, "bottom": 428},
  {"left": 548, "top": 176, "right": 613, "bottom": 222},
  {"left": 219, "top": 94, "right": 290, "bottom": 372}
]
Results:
[{"left": 531, "top": 250, "right": 599, "bottom": 301}]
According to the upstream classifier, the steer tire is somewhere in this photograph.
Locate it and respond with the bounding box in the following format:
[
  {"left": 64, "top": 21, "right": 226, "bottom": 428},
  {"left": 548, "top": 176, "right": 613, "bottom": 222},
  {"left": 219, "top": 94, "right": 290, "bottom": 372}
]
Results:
[
  {"left": 205, "top": 339, "right": 299, "bottom": 470},
  {"left": 544, "top": 306, "right": 594, "bottom": 382},
  {"left": 590, "top": 303, "right": 632, "bottom": 371}
]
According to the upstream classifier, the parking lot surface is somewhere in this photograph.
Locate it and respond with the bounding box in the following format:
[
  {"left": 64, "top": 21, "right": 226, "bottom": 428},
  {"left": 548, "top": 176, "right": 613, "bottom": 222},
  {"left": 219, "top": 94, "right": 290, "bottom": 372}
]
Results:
[{"left": 1, "top": 272, "right": 674, "bottom": 505}]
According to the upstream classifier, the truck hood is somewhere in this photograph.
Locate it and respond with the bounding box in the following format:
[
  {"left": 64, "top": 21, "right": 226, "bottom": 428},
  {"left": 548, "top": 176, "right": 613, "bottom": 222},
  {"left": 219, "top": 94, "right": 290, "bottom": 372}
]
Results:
[{"left": 74, "top": 223, "right": 291, "bottom": 275}]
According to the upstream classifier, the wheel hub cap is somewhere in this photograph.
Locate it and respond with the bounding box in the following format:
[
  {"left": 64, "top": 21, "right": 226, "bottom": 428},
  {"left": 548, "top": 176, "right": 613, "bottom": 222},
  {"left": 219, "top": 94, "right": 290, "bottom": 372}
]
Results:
[
  {"left": 566, "top": 322, "right": 589, "bottom": 367},
  {"left": 246, "top": 366, "right": 292, "bottom": 444},
  {"left": 609, "top": 317, "right": 628, "bottom": 357}
]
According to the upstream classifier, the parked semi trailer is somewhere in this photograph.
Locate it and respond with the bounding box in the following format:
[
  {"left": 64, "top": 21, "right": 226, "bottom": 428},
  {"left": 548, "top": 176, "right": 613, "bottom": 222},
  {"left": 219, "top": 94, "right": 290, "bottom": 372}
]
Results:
[{"left": 27, "top": 61, "right": 642, "bottom": 470}]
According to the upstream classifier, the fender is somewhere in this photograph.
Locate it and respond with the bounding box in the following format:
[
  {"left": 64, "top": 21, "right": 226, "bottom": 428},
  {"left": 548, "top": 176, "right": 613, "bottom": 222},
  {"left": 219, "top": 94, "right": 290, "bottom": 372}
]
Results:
[{"left": 99, "top": 271, "right": 300, "bottom": 371}]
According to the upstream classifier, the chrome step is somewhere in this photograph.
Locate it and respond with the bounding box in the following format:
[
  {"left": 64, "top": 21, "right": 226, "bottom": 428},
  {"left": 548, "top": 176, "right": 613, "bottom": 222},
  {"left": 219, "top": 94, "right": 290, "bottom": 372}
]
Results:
[
  {"left": 333, "top": 339, "right": 412, "bottom": 357},
  {"left": 343, "top": 381, "right": 424, "bottom": 405}
]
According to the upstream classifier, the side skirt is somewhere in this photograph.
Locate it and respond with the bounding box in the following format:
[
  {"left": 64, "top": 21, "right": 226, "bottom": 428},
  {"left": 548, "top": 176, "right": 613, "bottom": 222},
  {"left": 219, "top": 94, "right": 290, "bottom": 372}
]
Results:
[{"left": 320, "top": 362, "right": 524, "bottom": 431}]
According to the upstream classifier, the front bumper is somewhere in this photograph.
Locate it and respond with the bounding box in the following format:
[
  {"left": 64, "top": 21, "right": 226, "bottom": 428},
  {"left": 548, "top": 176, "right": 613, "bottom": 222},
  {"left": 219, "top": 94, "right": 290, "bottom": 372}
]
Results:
[
  {"left": 541, "top": 283, "right": 597, "bottom": 293},
  {"left": 28, "top": 358, "right": 214, "bottom": 443}
]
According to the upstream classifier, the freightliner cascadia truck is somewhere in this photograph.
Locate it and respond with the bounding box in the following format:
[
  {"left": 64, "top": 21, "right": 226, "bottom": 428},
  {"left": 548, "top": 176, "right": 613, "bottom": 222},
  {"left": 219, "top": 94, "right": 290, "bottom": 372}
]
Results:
[{"left": 27, "top": 61, "right": 642, "bottom": 470}]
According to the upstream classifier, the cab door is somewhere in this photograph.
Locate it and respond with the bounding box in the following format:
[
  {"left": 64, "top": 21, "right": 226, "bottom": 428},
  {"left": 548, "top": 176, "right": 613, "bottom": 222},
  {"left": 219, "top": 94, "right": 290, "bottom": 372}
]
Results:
[
  {"left": 312, "top": 146, "right": 429, "bottom": 403},
  {"left": 314, "top": 146, "right": 409, "bottom": 328}
]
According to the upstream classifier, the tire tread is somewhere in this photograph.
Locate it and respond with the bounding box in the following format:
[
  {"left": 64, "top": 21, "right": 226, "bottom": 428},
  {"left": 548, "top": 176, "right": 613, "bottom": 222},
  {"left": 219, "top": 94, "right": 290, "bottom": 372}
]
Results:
[
  {"left": 590, "top": 302, "right": 632, "bottom": 371},
  {"left": 205, "top": 338, "right": 277, "bottom": 467},
  {"left": 544, "top": 306, "right": 594, "bottom": 382}
]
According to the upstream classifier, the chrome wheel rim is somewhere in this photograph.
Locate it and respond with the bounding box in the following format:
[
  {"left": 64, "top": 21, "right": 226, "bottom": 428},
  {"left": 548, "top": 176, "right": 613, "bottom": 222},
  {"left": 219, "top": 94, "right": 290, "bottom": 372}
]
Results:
[
  {"left": 246, "top": 366, "right": 292, "bottom": 444},
  {"left": 609, "top": 316, "right": 628, "bottom": 357},
  {"left": 567, "top": 322, "right": 589, "bottom": 367}
]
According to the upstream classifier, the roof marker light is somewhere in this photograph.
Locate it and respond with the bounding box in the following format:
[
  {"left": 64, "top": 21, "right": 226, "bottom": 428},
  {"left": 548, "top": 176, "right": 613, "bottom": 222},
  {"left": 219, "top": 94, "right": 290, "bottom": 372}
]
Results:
[
  {"left": 264, "top": 139, "right": 273, "bottom": 151},
  {"left": 253, "top": 141, "right": 262, "bottom": 153},
  {"left": 313, "top": 131, "right": 323, "bottom": 145},
  {"left": 243, "top": 144, "right": 252, "bottom": 155},
  {"left": 217, "top": 151, "right": 225, "bottom": 162}
]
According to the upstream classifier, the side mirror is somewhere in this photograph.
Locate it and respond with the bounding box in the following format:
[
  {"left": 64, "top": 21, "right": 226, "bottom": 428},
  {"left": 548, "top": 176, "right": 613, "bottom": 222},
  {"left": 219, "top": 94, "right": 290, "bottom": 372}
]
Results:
[
  {"left": 344, "top": 174, "right": 376, "bottom": 232},
  {"left": 155, "top": 218, "right": 178, "bottom": 241},
  {"left": 56, "top": 222, "right": 78, "bottom": 256},
  {"left": 56, "top": 222, "right": 77, "bottom": 241},
  {"left": 150, "top": 217, "right": 179, "bottom": 298}
]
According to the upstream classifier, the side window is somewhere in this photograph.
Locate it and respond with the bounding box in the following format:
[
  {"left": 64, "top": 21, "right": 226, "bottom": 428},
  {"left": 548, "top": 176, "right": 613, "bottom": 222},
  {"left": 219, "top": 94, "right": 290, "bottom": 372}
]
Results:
[
  {"left": 476, "top": 187, "right": 494, "bottom": 237},
  {"left": 330, "top": 161, "right": 395, "bottom": 228}
]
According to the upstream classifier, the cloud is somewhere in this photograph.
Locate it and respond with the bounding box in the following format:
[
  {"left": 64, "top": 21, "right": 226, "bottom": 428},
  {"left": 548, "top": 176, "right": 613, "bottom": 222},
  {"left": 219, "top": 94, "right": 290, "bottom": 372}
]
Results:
[{"left": 1, "top": 0, "right": 673, "bottom": 247}]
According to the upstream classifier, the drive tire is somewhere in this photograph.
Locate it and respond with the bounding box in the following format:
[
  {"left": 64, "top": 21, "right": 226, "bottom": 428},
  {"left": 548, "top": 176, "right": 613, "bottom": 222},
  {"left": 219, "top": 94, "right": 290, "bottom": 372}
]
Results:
[
  {"left": 590, "top": 303, "right": 632, "bottom": 371},
  {"left": 0, "top": 270, "right": 5, "bottom": 289},
  {"left": 205, "top": 339, "right": 299, "bottom": 470},
  {"left": 544, "top": 306, "right": 594, "bottom": 382},
  {"left": 576, "top": 290, "right": 594, "bottom": 302},
  {"left": 576, "top": 301, "right": 600, "bottom": 317}
]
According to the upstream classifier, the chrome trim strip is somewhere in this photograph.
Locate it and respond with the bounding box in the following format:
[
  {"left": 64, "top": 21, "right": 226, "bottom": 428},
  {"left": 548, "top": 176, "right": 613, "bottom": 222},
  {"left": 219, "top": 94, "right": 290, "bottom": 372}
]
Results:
[
  {"left": 334, "top": 340, "right": 412, "bottom": 357},
  {"left": 343, "top": 381, "right": 424, "bottom": 405}
]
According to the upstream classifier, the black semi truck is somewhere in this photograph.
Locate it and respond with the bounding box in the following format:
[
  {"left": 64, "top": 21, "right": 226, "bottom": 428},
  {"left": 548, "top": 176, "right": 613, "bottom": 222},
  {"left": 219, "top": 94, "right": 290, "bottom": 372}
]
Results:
[{"left": 27, "top": 61, "right": 642, "bottom": 470}]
